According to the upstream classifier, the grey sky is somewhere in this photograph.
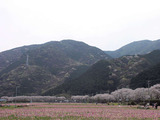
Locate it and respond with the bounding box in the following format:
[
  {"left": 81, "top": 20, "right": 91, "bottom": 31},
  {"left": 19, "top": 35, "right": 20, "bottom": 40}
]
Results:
[{"left": 0, "top": 0, "right": 160, "bottom": 52}]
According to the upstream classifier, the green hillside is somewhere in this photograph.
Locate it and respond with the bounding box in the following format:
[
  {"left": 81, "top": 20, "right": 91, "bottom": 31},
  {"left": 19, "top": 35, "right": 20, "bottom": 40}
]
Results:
[
  {"left": 0, "top": 40, "right": 109, "bottom": 97},
  {"left": 130, "top": 63, "right": 160, "bottom": 89},
  {"left": 105, "top": 39, "right": 160, "bottom": 58},
  {"left": 44, "top": 60, "right": 117, "bottom": 95},
  {"left": 0, "top": 45, "right": 38, "bottom": 72},
  {"left": 47, "top": 50, "right": 160, "bottom": 95}
]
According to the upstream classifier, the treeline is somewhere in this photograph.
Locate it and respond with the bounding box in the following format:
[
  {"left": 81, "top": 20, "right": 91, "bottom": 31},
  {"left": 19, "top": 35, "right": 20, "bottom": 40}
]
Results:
[
  {"left": 1, "top": 84, "right": 160, "bottom": 104},
  {"left": 45, "top": 51, "right": 160, "bottom": 96}
]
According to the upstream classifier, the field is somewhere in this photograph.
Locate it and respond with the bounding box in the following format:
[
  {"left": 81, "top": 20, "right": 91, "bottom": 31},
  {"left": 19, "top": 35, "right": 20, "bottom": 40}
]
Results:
[{"left": 0, "top": 103, "right": 160, "bottom": 120}]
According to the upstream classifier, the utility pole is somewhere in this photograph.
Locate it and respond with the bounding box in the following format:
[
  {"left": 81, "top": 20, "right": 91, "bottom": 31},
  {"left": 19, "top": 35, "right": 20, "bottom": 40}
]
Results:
[
  {"left": 147, "top": 80, "right": 150, "bottom": 104},
  {"left": 147, "top": 81, "right": 150, "bottom": 95},
  {"left": 15, "top": 86, "right": 18, "bottom": 107}
]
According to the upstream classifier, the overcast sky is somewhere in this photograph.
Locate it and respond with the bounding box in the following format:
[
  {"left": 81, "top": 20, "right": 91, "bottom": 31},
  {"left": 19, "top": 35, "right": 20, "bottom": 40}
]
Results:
[{"left": 0, "top": 0, "right": 160, "bottom": 52}]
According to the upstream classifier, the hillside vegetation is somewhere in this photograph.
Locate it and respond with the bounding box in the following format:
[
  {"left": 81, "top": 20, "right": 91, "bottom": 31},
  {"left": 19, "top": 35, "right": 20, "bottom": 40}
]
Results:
[
  {"left": 130, "top": 63, "right": 160, "bottom": 89},
  {"left": 47, "top": 50, "right": 160, "bottom": 95},
  {"left": 0, "top": 40, "right": 109, "bottom": 97},
  {"left": 1, "top": 39, "right": 160, "bottom": 97},
  {"left": 105, "top": 39, "right": 160, "bottom": 58}
]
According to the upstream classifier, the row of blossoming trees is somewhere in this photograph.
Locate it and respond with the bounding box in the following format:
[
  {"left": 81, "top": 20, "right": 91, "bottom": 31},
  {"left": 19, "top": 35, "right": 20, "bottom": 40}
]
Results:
[{"left": 1, "top": 84, "right": 160, "bottom": 103}]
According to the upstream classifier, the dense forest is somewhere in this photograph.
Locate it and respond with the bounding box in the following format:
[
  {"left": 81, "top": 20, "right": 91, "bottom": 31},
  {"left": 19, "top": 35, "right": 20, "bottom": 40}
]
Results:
[{"left": 0, "top": 40, "right": 160, "bottom": 97}]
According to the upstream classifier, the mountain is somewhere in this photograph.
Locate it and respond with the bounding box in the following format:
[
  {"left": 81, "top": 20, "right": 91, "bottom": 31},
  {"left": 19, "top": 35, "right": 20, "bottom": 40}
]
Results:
[
  {"left": 0, "top": 65, "right": 57, "bottom": 96},
  {"left": 0, "top": 45, "right": 38, "bottom": 72},
  {"left": 47, "top": 50, "right": 160, "bottom": 95},
  {"left": 43, "top": 60, "right": 115, "bottom": 95},
  {"left": 0, "top": 40, "right": 110, "bottom": 97},
  {"left": 105, "top": 39, "right": 160, "bottom": 58},
  {"left": 130, "top": 62, "right": 160, "bottom": 89}
]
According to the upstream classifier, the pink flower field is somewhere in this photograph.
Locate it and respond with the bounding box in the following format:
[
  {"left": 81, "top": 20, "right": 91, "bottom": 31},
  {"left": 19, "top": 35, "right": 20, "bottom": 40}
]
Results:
[{"left": 0, "top": 103, "right": 160, "bottom": 120}]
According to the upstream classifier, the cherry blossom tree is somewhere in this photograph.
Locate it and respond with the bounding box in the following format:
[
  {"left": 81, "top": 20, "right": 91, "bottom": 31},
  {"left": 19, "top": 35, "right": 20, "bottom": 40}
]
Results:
[
  {"left": 71, "top": 95, "right": 89, "bottom": 102},
  {"left": 132, "top": 88, "right": 149, "bottom": 102},
  {"left": 91, "top": 94, "right": 115, "bottom": 102},
  {"left": 111, "top": 88, "right": 134, "bottom": 102},
  {"left": 150, "top": 84, "right": 160, "bottom": 99}
]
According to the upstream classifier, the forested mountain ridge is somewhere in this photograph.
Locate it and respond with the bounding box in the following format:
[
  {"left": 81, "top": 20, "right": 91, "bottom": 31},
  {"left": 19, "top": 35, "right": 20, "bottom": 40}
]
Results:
[
  {"left": 47, "top": 50, "right": 160, "bottom": 95},
  {"left": 105, "top": 39, "right": 160, "bottom": 58},
  {"left": 1, "top": 39, "right": 160, "bottom": 97},
  {"left": 130, "top": 62, "right": 160, "bottom": 89},
  {"left": 0, "top": 40, "right": 109, "bottom": 97},
  {"left": 0, "top": 45, "right": 38, "bottom": 72}
]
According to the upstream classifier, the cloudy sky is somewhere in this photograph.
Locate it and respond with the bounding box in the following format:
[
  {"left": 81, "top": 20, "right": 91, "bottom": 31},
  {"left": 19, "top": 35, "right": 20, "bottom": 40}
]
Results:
[{"left": 0, "top": 0, "right": 160, "bottom": 52}]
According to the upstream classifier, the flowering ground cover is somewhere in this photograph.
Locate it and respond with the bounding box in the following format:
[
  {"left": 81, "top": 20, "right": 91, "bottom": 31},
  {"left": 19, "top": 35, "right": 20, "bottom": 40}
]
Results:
[{"left": 0, "top": 103, "right": 160, "bottom": 120}]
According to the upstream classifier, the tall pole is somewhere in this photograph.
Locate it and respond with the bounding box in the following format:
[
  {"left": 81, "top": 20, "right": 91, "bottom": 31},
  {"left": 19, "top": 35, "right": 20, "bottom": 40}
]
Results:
[
  {"left": 148, "top": 81, "right": 150, "bottom": 104},
  {"left": 15, "top": 86, "right": 18, "bottom": 107}
]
